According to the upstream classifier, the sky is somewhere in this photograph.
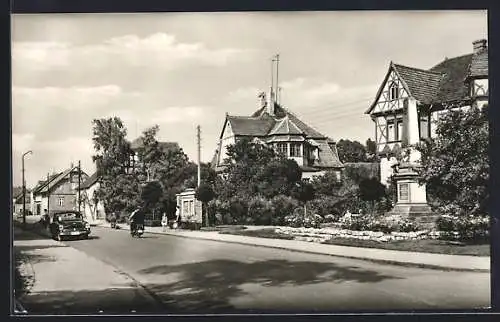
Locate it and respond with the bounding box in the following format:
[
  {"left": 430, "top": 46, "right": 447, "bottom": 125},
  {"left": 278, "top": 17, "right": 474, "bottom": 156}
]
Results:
[{"left": 11, "top": 10, "right": 488, "bottom": 188}]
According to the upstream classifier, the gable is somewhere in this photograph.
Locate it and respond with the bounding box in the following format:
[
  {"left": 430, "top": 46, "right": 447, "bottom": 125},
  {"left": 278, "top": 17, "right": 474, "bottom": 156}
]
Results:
[{"left": 367, "top": 66, "right": 411, "bottom": 115}]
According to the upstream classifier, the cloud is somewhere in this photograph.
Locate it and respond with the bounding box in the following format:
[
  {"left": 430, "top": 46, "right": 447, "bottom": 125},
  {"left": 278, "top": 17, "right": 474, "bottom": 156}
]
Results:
[
  {"left": 12, "top": 133, "right": 35, "bottom": 153},
  {"left": 12, "top": 32, "right": 253, "bottom": 72},
  {"left": 12, "top": 136, "right": 96, "bottom": 188},
  {"left": 12, "top": 85, "right": 138, "bottom": 111}
]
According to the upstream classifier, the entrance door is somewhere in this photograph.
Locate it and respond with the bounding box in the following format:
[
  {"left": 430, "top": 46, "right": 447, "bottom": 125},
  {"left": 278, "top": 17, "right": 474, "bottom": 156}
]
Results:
[{"left": 36, "top": 203, "right": 41, "bottom": 216}]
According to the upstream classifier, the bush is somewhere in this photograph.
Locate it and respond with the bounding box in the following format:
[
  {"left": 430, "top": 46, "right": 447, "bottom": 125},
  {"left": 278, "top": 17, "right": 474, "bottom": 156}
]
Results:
[
  {"left": 284, "top": 207, "right": 305, "bottom": 228},
  {"left": 229, "top": 200, "right": 248, "bottom": 224},
  {"left": 303, "top": 213, "right": 323, "bottom": 228},
  {"left": 247, "top": 196, "right": 274, "bottom": 225},
  {"left": 270, "top": 195, "right": 299, "bottom": 225},
  {"left": 324, "top": 214, "right": 336, "bottom": 223},
  {"left": 309, "top": 196, "right": 343, "bottom": 218},
  {"left": 339, "top": 213, "right": 419, "bottom": 233},
  {"left": 436, "top": 214, "right": 489, "bottom": 241}
]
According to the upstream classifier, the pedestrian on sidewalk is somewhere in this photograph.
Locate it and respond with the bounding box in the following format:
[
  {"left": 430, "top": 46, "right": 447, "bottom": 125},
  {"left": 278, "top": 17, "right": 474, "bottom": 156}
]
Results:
[
  {"left": 161, "top": 212, "right": 168, "bottom": 232},
  {"left": 42, "top": 209, "right": 50, "bottom": 229}
]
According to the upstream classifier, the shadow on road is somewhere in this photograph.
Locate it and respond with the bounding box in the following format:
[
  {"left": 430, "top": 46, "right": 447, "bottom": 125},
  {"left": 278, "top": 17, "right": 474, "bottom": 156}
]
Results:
[
  {"left": 138, "top": 259, "right": 403, "bottom": 313},
  {"left": 17, "top": 288, "right": 163, "bottom": 315}
]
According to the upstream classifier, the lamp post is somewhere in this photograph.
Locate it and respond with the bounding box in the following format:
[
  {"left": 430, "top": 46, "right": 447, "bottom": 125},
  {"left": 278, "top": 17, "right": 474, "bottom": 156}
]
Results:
[{"left": 22, "top": 150, "right": 32, "bottom": 227}]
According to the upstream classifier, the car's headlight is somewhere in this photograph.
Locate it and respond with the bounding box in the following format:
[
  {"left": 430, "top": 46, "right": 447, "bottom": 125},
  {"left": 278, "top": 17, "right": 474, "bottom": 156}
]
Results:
[
  {"left": 85, "top": 222, "right": 90, "bottom": 228},
  {"left": 58, "top": 225, "right": 64, "bottom": 230}
]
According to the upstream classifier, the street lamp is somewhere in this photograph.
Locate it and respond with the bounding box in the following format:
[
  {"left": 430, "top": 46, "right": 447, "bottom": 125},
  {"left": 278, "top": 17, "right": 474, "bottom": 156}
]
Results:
[{"left": 22, "top": 150, "right": 32, "bottom": 226}]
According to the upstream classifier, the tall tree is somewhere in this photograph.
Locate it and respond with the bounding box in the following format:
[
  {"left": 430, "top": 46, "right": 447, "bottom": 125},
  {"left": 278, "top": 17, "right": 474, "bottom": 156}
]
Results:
[
  {"left": 92, "top": 117, "right": 138, "bottom": 216},
  {"left": 218, "top": 138, "right": 301, "bottom": 200},
  {"left": 416, "top": 105, "right": 489, "bottom": 216},
  {"left": 336, "top": 139, "right": 368, "bottom": 163}
]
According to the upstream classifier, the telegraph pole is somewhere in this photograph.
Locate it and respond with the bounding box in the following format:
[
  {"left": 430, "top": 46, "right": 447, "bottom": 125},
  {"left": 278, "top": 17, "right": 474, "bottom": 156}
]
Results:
[
  {"left": 78, "top": 161, "right": 81, "bottom": 213},
  {"left": 197, "top": 125, "right": 201, "bottom": 187},
  {"left": 47, "top": 172, "right": 50, "bottom": 216}
]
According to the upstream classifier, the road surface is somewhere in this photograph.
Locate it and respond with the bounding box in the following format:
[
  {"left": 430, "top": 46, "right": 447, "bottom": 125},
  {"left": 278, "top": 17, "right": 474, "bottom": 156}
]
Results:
[{"left": 55, "top": 226, "right": 490, "bottom": 313}]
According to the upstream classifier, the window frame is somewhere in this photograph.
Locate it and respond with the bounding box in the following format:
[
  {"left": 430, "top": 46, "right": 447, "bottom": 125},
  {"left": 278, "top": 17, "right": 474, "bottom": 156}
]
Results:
[
  {"left": 290, "top": 143, "right": 302, "bottom": 157},
  {"left": 389, "top": 81, "right": 400, "bottom": 100},
  {"left": 58, "top": 197, "right": 64, "bottom": 207},
  {"left": 276, "top": 142, "right": 288, "bottom": 156}
]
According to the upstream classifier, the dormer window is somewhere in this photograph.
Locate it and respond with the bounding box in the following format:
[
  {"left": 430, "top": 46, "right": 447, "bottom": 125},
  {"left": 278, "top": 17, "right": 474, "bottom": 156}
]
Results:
[{"left": 389, "top": 82, "right": 399, "bottom": 100}]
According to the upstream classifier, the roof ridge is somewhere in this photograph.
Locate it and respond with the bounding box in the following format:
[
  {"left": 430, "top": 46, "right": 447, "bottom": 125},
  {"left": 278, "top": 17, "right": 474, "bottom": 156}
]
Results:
[{"left": 393, "top": 63, "right": 443, "bottom": 75}]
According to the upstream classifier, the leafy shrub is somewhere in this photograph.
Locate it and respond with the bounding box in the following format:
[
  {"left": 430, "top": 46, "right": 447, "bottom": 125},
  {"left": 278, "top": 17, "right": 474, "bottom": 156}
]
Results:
[
  {"left": 309, "top": 196, "right": 343, "bottom": 218},
  {"left": 229, "top": 199, "right": 248, "bottom": 224},
  {"left": 436, "top": 214, "right": 490, "bottom": 241},
  {"left": 339, "top": 213, "right": 419, "bottom": 233},
  {"left": 324, "top": 214, "right": 336, "bottom": 223},
  {"left": 270, "top": 195, "right": 299, "bottom": 225},
  {"left": 303, "top": 213, "right": 323, "bottom": 228},
  {"left": 247, "top": 196, "right": 274, "bottom": 225},
  {"left": 284, "top": 207, "right": 305, "bottom": 228}
]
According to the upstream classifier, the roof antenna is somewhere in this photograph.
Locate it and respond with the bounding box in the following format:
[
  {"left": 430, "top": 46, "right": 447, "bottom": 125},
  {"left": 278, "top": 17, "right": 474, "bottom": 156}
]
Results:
[{"left": 274, "top": 54, "right": 280, "bottom": 105}]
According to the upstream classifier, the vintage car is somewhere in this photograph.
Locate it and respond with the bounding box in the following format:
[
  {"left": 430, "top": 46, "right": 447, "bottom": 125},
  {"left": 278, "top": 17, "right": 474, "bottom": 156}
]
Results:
[{"left": 49, "top": 211, "right": 91, "bottom": 241}]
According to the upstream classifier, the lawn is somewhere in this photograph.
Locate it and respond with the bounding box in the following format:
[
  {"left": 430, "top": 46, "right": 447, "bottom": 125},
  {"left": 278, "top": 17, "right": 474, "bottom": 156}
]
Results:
[
  {"left": 219, "top": 228, "right": 294, "bottom": 240},
  {"left": 220, "top": 228, "right": 490, "bottom": 257}
]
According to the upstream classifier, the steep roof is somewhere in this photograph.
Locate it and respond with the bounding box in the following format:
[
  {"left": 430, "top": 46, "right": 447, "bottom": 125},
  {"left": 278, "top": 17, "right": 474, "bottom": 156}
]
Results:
[
  {"left": 429, "top": 54, "right": 474, "bottom": 103},
  {"left": 226, "top": 115, "right": 275, "bottom": 137},
  {"left": 366, "top": 44, "right": 488, "bottom": 114},
  {"left": 268, "top": 116, "right": 304, "bottom": 136},
  {"left": 215, "top": 103, "right": 343, "bottom": 170},
  {"left": 81, "top": 172, "right": 99, "bottom": 189},
  {"left": 392, "top": 63, "right": 442, "bottom": 104},
  {"left": 33, "top": 173, "right": 62, "bottom": 194},
  {"left": 34, "top": 167, "right": 88, "bottom": 195}
]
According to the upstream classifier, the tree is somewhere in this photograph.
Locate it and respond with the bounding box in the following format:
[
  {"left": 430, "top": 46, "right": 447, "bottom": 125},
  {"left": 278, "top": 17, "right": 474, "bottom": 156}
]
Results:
[
  {"left": 365, "top": 138, "right": 378, "bottom": 162},
  {"left": 336, "top": 139, "right": 368, "bottom": 163},
  {"left": 416, "top": 105, "right": 489, "bottom": 216},
  {"left": 195, "top": 183, "right": 216, "bottom": 227},
  {"left": 92, "top": 117, "right": 137, "bottom": 217},
  {"left": 292, "top": 181, "right": 316, "bottom": 217},
  {"left": 358, "top": 177, "right": 387, "bottom": 215},
  {"left": 218, "top": 138, "right": 302, "bottom": 200}
]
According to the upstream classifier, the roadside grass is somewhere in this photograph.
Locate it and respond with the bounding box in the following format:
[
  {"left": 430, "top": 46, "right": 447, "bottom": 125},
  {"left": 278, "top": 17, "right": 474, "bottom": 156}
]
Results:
[
  {"left": 220, "top": 228, "right": 490, "bottom": 256},
  {"left": 219, "top": 228, "right": 294, "bottom": 240}
]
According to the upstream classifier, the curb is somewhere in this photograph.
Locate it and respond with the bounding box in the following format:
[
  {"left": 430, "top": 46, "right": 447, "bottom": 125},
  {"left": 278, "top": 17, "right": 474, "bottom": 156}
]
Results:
[{"left": 97, "top": 225, "right": 490, "bottom": 273}]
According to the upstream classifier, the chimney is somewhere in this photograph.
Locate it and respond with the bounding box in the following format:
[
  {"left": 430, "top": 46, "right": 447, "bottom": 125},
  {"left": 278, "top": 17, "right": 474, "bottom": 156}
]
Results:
[{"left": 473, "top": 39, "right": 487, "bottom": 54}]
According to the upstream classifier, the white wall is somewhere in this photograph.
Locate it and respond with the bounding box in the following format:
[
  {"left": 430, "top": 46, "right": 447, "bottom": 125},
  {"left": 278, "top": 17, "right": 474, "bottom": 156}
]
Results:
[{"left": 219, "top": 120, "right": 236, "bottom": 166}]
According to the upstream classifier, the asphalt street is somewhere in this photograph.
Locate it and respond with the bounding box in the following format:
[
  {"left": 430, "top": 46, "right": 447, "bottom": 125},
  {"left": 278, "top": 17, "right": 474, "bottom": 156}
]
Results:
[{"left": 51, "top": 226, "right": 491, "bottom": 314}]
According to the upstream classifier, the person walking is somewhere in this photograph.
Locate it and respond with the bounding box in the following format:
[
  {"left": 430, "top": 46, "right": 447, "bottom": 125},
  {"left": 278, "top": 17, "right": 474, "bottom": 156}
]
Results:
[{"left": 161, "top": 212, "right": 168, "bottom": 232}]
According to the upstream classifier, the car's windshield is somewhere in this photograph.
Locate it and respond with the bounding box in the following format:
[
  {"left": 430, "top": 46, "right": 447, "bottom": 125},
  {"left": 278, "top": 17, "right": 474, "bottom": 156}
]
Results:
[{"left": 57, "top": 213, "right": 83, "bottom": 221}]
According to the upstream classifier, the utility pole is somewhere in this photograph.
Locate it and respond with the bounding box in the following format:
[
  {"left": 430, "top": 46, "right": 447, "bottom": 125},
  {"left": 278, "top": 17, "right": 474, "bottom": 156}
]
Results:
[
  {"left": 270, "top": 56, "right": 275, "bottom": 105},
  {"left": 275, "top": 54, "right": 280, "bottom": 105},
  {"left": 22, "top": 150, "right": 32, "bottom": 227},
  {"left": 47, "top": 172, "right": 50, "bottom": 217},
  {"left": 78, "top": 161, "right": 81, "bottom": 213},
  {"left": 197, "top": 125, "right": 201, "bottom": 188}
]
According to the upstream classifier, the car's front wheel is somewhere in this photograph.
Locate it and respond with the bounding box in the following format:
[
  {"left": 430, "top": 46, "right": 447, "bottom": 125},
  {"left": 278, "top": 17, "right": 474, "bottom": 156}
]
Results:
[{"left": 82, "top": 234, "right": 89, "bottom": 240}]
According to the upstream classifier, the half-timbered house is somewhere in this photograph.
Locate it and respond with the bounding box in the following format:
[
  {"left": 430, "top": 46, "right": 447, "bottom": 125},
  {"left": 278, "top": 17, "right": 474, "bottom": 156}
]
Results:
[{"left": 366, "top": 39, "right": 488, "bottom": 187}]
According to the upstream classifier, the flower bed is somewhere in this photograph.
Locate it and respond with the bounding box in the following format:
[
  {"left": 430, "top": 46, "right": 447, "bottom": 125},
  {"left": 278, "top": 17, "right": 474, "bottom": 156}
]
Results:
[{"left": 276, "top": 226, "right": 442, "bottom": 243}]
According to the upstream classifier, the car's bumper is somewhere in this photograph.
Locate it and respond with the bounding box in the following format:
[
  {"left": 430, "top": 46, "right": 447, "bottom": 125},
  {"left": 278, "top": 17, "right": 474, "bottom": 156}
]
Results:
[{"left": 59, "top": 229, "right": 90, "bottom": 236}]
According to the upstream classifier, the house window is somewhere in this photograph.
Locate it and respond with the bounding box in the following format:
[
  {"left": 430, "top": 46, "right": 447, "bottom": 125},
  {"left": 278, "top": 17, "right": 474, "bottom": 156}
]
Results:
[
  {"left": 419, "top": 115, "right": 430, "bottom": 140},
  {"left": 58, "top": 197, "right": 64, "bottom": 206},
  {"left": 276, "top": 143, "right": 288, "bottom": 156},
  {"left": 389, "top": 82, "right": 400, "bottom": 100},
  {"left": 387, "top": 118, "right": 403, "bottom": 142},
  {"left": 290, "top": 143, "right": 302, "bottom": 157}
]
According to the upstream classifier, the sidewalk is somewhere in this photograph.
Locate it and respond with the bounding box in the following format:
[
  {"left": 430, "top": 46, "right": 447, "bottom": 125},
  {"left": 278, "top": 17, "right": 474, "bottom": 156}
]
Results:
[
  {"left": 13, "top": 226, "right": 161, "bottom": 315},
  {"left": 99, "top": 223, "right": 490, "bottom": 272}
]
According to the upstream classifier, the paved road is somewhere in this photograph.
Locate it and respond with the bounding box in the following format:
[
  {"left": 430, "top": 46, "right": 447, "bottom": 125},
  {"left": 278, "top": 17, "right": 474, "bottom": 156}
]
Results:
[{"left": 59, "top": 226, "right": 490, "bottom": 313}]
